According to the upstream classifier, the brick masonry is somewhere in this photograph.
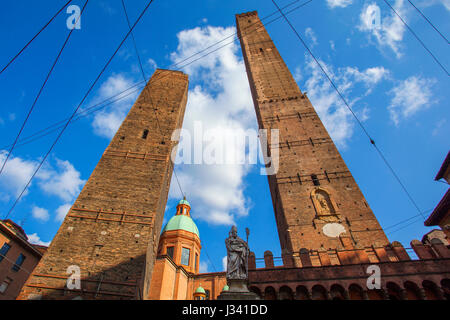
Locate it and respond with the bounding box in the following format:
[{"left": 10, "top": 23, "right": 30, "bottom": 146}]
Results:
[
  {"left": 236, "top": 11, "right": 389, "bottom": 257},
  {"left": 17, "top": 69, "right": 189, "bottom": 300}
]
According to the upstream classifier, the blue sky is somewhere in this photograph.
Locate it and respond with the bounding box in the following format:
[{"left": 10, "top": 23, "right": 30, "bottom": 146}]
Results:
[{"left": 0, "top": 0, "right": 448, "bottom": 272}]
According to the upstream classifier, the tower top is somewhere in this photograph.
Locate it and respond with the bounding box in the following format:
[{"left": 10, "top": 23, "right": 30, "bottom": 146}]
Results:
[
  {"left": 161, "top": 198, "right": 199, "bottom": 237},
  {"left": 236, "top": 11, "right": 258, "bottom": 18}
]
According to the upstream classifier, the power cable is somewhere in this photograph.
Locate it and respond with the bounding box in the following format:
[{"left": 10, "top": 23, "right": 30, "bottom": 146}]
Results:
[
  {"left": 382, "top": 0, "right": 449, "bottom": 76},
  {"left": 1, "top": 0, "right": 314, "bottom": 155},
  {"left": 0, "top": 0, "right": 89, "bottom": 177},
  {"left": 406, "top": 0, "right": 449, "bottom": 44},
  {"left": 121, "top": 0, "right": 185, "bottom": 198},
  {"left": 3, "top": 0, "right": 156, "bottom": 220},
  {"left": 0, "top": 0, "right": 73, "bottom": 75},
  {"left": 271, "top": 0, "right": 427, "bottom": 220}
]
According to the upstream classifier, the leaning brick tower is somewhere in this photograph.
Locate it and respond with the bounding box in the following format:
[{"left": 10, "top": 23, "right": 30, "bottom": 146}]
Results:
[
  {"left": 17, "top": 69, "right": 189, "bottom": 300},
  {"left": 236, "top": 11, "right": 389, "bottom": 258}
]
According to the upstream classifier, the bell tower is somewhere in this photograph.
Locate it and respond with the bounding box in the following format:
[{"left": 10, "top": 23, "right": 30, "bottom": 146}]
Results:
[{"left": 236, "top": 11, "right": 389, "bottom": 255}]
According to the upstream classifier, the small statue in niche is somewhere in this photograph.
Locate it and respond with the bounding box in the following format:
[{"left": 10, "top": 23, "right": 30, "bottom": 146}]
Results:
[
  {"left": 318, "top": 197, "right": 330, "bottom": 213},
  {"left": 312, "top": 188, "right": 336, "bottom": 217}
]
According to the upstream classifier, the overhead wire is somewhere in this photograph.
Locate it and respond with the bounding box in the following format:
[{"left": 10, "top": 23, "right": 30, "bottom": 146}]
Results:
[
  {"left": 0, "top": 0, "right": 74, "bottom": 75},
  {"left": 0, "top": 0, "right": 89, "bottom": 177},
  {"left": 3, "top": 0, "right": 156, "bottom": 220},
  {"left": 271, "top": 0, "right": 427, "bottom": 222}
]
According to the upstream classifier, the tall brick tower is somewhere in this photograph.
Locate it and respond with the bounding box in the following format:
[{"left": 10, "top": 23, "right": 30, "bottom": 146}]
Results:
[
  {"left": 236, "top": 12, "right": 388, "bottom": 257},
  {"left": 18, "top": 69, "right": 189, "bottom": 300}
]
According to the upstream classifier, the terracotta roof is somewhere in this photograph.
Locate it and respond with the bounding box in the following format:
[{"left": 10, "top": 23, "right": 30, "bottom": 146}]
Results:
[
  {"left": 435, "top": 150, "right": 450, "bottom": 181},
  {"left": 425, "top": 189, "right": 450, "bottom": 226},
  {"left": 1, "top": 219, "right": 28, "bottom": 240},
  {"left": 0, "top": 220, "right": 44, "bottom": 257}
]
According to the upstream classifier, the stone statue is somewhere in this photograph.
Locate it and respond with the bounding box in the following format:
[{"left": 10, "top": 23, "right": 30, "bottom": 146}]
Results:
[
  {"left": 218, "top": 226, "right": 259, "bottom": 300},
  {"left": 225, "top": 226, "right": 249, "bottom": 280},
  {"left": 318, "top": 197, "right": 330, "bottom": 213}
]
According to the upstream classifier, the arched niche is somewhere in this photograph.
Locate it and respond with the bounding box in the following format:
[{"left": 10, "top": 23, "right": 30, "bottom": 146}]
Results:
[{"left": 311, "top": 188, "right": 339, "bottom": 219}]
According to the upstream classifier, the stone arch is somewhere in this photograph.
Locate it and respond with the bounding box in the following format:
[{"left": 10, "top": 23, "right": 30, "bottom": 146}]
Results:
[
  {"left": 249, "top": 286, "right": 262, "bottom": 299},
  {"left": 279, "top": 286, "right": 294, "bottom": 300},
  {"left": 295, "top": 285, "right": 310, "bottom": 300},
  {"left": 348, "top": 284, "right": 364, "bottom": 300},
  {"left": 386, "top": 282, "right": 403, "bottom": 300},
  {"left": 311, "top": 285, "right": 328, "bottom": 300},
  {"left": 330, "top": 284, "right": 347, "bottom": 300},
  {"left": 404, "top": 281, "right": 422, "bottom": 300},
  {"left": 264, "top": 286, "right": 277, "bottom": 300},
  {"left": 422, "top": 280, "right": 442, "bottom": 300},
  {"left": 440, "top": 279, "right": 450, "bottom": 300},
  {"left": 311, "top": 187, "right": 338, "bottom": 217}
]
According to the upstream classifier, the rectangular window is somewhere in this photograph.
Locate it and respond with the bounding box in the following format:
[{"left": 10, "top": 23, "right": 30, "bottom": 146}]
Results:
[
  {"left": 311, "top": 174, "right": 320, "bottom": 186},
  {"left": 166, "top": 246, "right": 174, "bottom": 259},
  {"left": 0, "top": 278, "right": 12, "bottom": 294},
  {"left": 0, "top": 243, "right": 11, "bottom": 262},
  {"left": 142, "top": 129, "right": 149, "bottom": 139},
  {"left": 12, "top": 254, "right": 26, "bottom": 272},
  {"left": 181, "top": 247, "right": 190, "bottom": 266},
  {"left": 195, "top": 253, "right": 198, "bottom": 270}
]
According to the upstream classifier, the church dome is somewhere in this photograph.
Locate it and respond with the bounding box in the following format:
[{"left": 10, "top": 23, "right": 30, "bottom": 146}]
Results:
[
  {"left": 195, "top": 286, "right": 206, "bottom": 294},
  {"left": 178, "top": 198, "right": 191, "bottom": 207},
  {"left": 162, "top": 214, "right": 200, "bottom": 238}
]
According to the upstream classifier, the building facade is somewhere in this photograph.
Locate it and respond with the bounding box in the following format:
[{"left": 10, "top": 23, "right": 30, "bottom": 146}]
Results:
[
  {"left": 0, "top": 220, "right": 46, "bottom": 300},
  {"left": 13, "top": 11, "right": 450, "bottom": 301}
]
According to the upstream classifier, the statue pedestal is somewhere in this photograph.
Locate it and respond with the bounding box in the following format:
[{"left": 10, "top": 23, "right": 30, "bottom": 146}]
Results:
[{"left": 217, "top": 280, "right": 260, "bottom": 300}]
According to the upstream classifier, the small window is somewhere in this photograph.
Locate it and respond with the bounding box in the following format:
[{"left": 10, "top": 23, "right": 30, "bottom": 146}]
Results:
[
  {"left": 181, "top": 247, "right": 190, "bottom": 266},
  {"left": 195, "top": 253, "right": 198, "bottom": 270},
  {"left": 142, "top": 129, "right": 149, "bottom": 139},
  {"left": 0, "top": 278, "right": 12, "bottom": 294},
  {"left": 12, "top": 254, "right": 26, "bottom": 272},
  {"left": 166, "top": 246, "right": 174, "bottom": 259},
  {"left": 205, "top": 289, "right": 210, "bottom": 300},
  {"left": 311, "top": 174, "right": 320, "bottom": 186},
  {"left": 0, "top": 243, "right": 11, "bottom": 262}
]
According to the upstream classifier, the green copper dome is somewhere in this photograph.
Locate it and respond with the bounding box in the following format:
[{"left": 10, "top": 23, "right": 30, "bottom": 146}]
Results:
[
  {"left": 195, "top": 286, "right": 206, "bottom": 294},
  {"left": 162, "top": 215, "right": 199, "bottom": 238},
  {"left": 178, "top": 199, "right": 190, "bottom": 207},
  {"left": 222, "top": 285, "right": 229, "bottom": 292}
]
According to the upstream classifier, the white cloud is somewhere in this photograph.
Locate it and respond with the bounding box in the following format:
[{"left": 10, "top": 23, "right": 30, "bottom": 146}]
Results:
[
  {"left": 168, "top": 26, "right": 254, "bottom": 225},
  {"left": 388, "top": 75, "right": 436, "bottom": 125},
  {"left": 148, "top": 58, "right": 157, "bottom": 71},
  {"left": 91, "top": 74, "right": 139, "bottom": 139},
  {"left": 416, "top": 0, "right": 450, "bottom": 11},
  {"left": 0, "top": 151, "right": 42, "bottom": 201},
  {"left": 56, "top": 203, "right": 72, "bottom": 222},
  {"left": 358, "top": 1, "right": 407, "bottom": 58},
  {"left": 199, "top": 261, "right": 208, "bottom": 273},
  {"left": 327, "top": 0, "right": 353, "bottom": 8},
  {"left": 27, "top": 233, "right": 51, "bottom": 247},
  {"left": 330, "top": 40, "right": 336, "bottom": 51},
  {"left": 432, "top": 118, "right": 447, "bottom": 136},
  {"left": 32, "top": 206, "right": 49, "bottom": 222},
  {"left": 39, "top": 159, "right": 86, "bottom": 202},
  {"left": 0, "top": 152, "right": 83, "bottom": 222},
  {"left": 222, "top": 256, "right": 227, "bottom": 271},
  {"left": 305, "top": 27, "right": 318, "bottom": 47},
  {"left": 302, "top": 57, "right": 389, "bottom": 146}
]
